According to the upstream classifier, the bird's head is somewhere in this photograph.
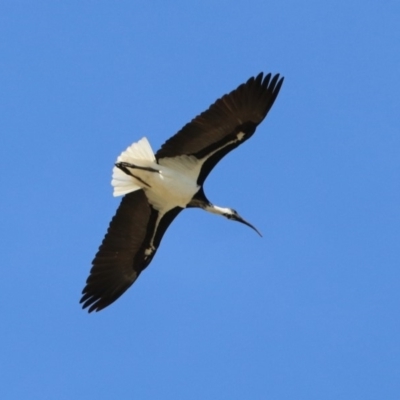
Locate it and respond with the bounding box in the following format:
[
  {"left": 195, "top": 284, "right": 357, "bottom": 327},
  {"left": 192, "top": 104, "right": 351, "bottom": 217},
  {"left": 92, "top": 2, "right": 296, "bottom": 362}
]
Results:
[{"left": 223, "top": 208, "right": 262, "bottom": 237}]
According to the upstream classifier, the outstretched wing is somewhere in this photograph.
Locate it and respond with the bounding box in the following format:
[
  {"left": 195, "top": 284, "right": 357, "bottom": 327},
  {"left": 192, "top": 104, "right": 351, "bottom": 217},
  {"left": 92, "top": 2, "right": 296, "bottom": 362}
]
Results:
[
  {"left": 155, "top": 73, "right": 284, "bottom": 185},
  {"left": 80, "top": 190, "right": 182, "bottom": 312}
]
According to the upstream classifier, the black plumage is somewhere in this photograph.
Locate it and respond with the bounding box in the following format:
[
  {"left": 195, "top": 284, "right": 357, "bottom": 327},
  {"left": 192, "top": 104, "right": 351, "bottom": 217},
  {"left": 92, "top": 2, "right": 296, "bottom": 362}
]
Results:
[{"left": 81, "top": 72, "right": 284, "bottom": 312}]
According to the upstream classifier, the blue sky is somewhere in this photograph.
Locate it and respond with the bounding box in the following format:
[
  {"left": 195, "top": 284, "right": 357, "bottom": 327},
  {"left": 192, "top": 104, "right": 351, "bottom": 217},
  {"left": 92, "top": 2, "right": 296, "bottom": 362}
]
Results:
[{"left": 1, "top": 1, "right": 399, "bottom": 399}]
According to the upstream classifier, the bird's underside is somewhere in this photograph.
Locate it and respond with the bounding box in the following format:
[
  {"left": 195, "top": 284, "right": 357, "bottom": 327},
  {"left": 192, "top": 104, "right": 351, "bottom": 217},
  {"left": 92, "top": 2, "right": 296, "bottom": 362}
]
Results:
[{"left": 81, "top": 72, "right": 284, "bottom": 312}]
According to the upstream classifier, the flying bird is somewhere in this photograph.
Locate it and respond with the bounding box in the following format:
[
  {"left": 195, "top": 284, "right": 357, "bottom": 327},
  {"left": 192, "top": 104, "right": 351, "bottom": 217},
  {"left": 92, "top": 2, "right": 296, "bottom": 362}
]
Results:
[{"left": 80, "top": 72, "right": 284, "bottom": 312}]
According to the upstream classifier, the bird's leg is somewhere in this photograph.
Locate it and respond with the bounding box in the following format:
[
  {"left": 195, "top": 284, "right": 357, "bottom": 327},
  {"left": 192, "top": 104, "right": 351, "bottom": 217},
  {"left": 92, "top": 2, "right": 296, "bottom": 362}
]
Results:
[
  {"left": 115, "top": 162, "right": 152, "bottom": 188},
  {"left": 116, "top": 161, "right": 160, "bottom": 173}
]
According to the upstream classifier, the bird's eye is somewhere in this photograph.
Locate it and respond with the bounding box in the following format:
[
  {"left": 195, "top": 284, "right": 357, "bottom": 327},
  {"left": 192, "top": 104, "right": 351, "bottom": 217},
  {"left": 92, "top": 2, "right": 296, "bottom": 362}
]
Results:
[{"left": 225, "top": 211, "right": 238, "bottom": 220}]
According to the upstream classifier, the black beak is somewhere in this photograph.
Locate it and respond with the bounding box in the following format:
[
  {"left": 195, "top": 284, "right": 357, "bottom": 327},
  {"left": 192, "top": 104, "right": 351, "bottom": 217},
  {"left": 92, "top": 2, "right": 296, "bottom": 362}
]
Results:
[{"left": 234, "top": 214, "right": 262, "bottom": 237}]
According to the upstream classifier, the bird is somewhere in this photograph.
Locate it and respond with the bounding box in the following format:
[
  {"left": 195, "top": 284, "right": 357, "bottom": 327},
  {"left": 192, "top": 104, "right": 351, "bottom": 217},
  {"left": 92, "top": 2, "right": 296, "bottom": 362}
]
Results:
[{"left": 80, "top": 72, "right": 284, "bottom": 312}]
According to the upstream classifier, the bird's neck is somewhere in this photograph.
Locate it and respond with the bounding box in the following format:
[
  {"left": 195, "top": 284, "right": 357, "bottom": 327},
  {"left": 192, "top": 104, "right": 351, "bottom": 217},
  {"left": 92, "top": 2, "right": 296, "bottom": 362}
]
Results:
[
  {"left": 187, "top": 187, "right": 232, "bottom": 216},
  {"left": 187, "top": 188, "right": 230, "bottom": 216},
  {"left": 203, "top": 204, "right": 231, "bottom": 217}
]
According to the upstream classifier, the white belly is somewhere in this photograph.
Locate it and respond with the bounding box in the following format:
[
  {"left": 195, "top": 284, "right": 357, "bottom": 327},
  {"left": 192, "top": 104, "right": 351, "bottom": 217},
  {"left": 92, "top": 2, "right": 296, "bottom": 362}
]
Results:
[
  {"left": 111, "top": 137, "right": 202, "bottom": 211},
  {"left": 143, "top": 164, "right": 199, "bottom": 211}
]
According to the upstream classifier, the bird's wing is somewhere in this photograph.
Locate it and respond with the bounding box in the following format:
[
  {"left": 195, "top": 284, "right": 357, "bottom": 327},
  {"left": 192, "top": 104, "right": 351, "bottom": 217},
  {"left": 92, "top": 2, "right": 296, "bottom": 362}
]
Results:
[
  {"left": 155, "top": 73, "right": 284, "bottom": 185},
  {"left": 80, "top": 190, "right": 182, "bottom": 312}
]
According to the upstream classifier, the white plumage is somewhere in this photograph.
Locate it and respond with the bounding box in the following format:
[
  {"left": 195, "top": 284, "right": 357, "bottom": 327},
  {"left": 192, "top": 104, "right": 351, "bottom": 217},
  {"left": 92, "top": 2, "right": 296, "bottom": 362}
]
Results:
[
  {"left": 81, "top": 72, "right": 284, "bottom": 312},
  {"left": 112, "top": 137, "right": 200, "bottom": 211}
]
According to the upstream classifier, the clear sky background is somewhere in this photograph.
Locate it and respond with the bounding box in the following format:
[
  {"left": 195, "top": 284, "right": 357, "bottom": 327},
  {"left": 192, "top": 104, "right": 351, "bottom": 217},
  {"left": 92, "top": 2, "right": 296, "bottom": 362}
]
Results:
[{"left": 1, "top": 1, "right": 399, "bottom": 399}]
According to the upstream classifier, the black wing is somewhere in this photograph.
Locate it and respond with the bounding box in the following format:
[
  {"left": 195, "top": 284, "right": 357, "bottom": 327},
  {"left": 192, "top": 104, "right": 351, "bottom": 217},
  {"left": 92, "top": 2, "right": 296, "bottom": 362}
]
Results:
[
  {"left": 80, "top": 190, "right": 182, "bottom": 312},
  {"left": 155, "top": 72, "right": 284, "bottom": 185}
]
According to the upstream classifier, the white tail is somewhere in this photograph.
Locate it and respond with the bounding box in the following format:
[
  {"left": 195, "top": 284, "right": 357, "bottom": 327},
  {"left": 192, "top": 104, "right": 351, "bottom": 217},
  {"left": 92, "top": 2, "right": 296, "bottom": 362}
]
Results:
[{"left": 111, "top": 137, "right": 155, "bottom": 197}]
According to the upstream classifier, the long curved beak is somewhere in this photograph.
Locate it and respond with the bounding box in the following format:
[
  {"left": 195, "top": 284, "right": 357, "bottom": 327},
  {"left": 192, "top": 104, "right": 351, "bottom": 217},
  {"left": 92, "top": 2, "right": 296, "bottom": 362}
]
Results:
[{"left": 235, "top": 214, "right": 262, "bottom": 237}]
